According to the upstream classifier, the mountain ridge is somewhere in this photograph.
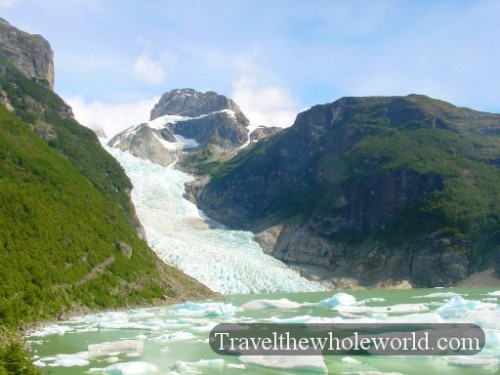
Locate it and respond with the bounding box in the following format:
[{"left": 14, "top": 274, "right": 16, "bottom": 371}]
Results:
[{"left": 194, "top": 94, "right": 500, "bottom": 288}]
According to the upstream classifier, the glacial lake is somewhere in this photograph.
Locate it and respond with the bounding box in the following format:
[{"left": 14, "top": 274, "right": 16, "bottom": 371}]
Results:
[{"left": 29, "top": 287, "right": 499, "bottom": 374}]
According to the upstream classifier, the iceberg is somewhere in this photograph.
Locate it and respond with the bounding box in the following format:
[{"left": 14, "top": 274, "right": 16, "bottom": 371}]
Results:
[{"left": 318, "top": 292, "right": 356, "bottom": 308}]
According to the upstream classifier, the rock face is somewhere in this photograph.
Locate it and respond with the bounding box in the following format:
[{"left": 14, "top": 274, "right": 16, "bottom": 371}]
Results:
[
  {"left": 151, "top": 88, "right": 247, "bottom": 120},
  {"left": 196, "top": 94, "right": 500, "bottom": 287},
  {"left": 109, "top": 88, "right": 251, "bottom": 166},
  {"left": 0, "top": 17, "right": 54, "bottom": 89}
]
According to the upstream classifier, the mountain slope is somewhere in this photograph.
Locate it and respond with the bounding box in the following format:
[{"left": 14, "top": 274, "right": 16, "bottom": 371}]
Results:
[
  {"left": 0, "top": 20, "right": 214, "bottom": 374},
  {"left": 196, "top": 95, "right": 500, "bottom": 287},
  {"left": 109, "top": 88, "right": 252, "bottom": 169}
]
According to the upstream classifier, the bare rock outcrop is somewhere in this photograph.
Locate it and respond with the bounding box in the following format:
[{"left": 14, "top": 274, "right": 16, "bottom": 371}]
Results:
[{"left": 0, "top": 17, "right": 54, "bottom": 89}]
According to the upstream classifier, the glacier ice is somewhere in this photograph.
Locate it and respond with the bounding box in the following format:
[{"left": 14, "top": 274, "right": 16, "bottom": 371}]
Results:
[{"left": 105, "top": 146, "right": 326, "bottom": 294}]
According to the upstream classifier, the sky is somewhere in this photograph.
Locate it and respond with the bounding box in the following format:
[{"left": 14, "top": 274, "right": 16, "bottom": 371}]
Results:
[{"left": 1, "top": 0, "right": 499, "bottom": 137}]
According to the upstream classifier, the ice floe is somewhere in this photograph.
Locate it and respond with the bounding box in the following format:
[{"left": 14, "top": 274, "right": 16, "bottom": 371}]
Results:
[
  {"left": 242, "top": 298, "right": 302, "bottom": 310},
  {"left": 89, "top": 361, "right": 158, "bottom": 374},
  {"left": 239, "top": 355, "right": 327, "bottom": 373}
]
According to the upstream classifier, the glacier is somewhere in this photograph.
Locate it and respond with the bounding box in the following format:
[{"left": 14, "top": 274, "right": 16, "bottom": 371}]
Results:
[{"left": 104, "top": 145, "right": 325, "bottom": 294}]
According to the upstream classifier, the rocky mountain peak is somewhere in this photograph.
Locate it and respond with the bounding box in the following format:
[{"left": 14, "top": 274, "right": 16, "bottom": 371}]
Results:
[
  {"left": 150, "top": 88, "right": 249, "bottom": 124},
  {"left": 0, "top": 17, "right": 54, "bottom": 90}
]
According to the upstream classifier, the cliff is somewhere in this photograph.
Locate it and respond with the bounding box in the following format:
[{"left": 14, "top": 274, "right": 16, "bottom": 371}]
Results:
[
  {"left": 196, "top": 95, "right": 500, "bottom": 287},
  {"left": 0, "top": 18, "right": 215, "bottom": 336},
  {"left": 0, "top": 17, "right": 54, "bottom": 89}
]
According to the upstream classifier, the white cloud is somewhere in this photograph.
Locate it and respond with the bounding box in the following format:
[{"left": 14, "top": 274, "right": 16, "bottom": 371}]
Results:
[
  {"left": 232, "top": 76, "right": 298, "bottom": 127},
  {"left": 65, "top": 95, "right": 159, "bottom": 138},
  {"left": 0, "top": 0, "right": 17, "bottom": 7},
  {"left": 133, "top": 51, "right": 176, "bottom": 85}
]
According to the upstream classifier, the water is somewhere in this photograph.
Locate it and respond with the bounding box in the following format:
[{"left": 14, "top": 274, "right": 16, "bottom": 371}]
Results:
[{"left": 28, "top": 288, "right": 499, "bottom": 374}]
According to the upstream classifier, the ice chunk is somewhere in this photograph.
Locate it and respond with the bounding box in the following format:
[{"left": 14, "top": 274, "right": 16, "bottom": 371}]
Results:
[
  {"left": 32, "top": 360, "right": 46, "bottom": 367},
  {"left": 227, "top": 363, "right": 245, "bottom": 369},
  {"left": 88, "top": 340, "right": 144, "bottom": 355},
  {"left": 30, "top": 324, "right": 73, "bottom": 337},
  {"left": 174, "top": 302, "right": 241, "bottom": 317},
  {"left": 50, "top": 357, "right": 89, "bottom": 367},
  {"left": 152, "top": 331, "right": 195, "bottom": 343},
  {"left": 358, "top": 298, "right": 386, "bottom": 304},
  {"left": 337, "top": 304, "right": 429, "bottom": 314},
  {"left": 89, "top": 361, "right": 158, "bottom": 374},
  {"left": 242, "top": 298, "right": 302, "bottom": 310},
  {"left": 446, "top": 356, "right": 499, "bottom": 369},
  {"left": 239, "top": 355, "right": 327, "bottom": 373},
  {"left": 412, "top": 292, "right": 462, "bottom": 298},
  {"left": 487, "top": 290, "right": 500, "bottom": 296},
  {"left": 173, "top": 359, "right": 224, "bottom": 373},
  {"left": 318, "top": 293, "right": 356, "bottom": 308},
  {"left": 436, "top": 296, "right": 496, "bottom": 320},
  {"left": 341, "top": 356, "right": 362, "bottom": 364}
]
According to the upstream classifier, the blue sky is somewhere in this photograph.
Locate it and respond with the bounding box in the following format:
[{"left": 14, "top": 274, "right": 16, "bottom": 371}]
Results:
[{"left": 1, "top": 0, "right": 499, "bottom": 136}]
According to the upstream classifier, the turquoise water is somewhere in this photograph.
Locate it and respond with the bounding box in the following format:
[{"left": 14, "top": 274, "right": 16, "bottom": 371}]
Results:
[{"left": 28, "top": 287, "right": 499, "bottom": 374}]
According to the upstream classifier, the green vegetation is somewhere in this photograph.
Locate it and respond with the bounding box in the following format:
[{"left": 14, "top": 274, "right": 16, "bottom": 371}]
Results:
[
  {"left": 0, "top": 56, "right": 212, "bottom": 374},
  {"left": 202, "top": 95, "right": 500, "bottom": 270}
]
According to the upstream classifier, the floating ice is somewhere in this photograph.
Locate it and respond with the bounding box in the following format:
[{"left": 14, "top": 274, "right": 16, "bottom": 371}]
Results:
[
  {"left": 341, "top": 356, "right": 362, "bottom": 364},
  {"left": 104, "top": 146, "right": 326, "bottom": 294},
  {"left": 174, "top": 302, "right": 241, "bottom": 317},
  {"left": 358, "top": 298, "right": 386, "bottom": 304},
  {"left": 436, "top": 296, "right": 496, "bottom": 320},
  {"left": 487, "top": 291, "right": 500, "bottom": 296},
  {"left": 173, "top": 359, "right": 224, "bottom": 373},
  {"left": 324, "top": 293, "right": 357, "bottom": 307},
  {"left": 227, "top": 363, "right": 246, "bottom": 369},
  {"left": 239, "top": 355, "right": 327, "bottom": 373},
  {"left": 446, "top": 356, "right": 499, "bottom": 369},
  {"left": 89, "top": 361, "right": 158, "bottom": 374},
  {"left": 412, "top": 292, "right": 462, "bottom": 299},
  {"left": 336, "top": 303, "right": 429, "bottom": 314},
  {"left": 88, "top": 340, "right": 143, "bottom": 355},
  {"left": 318, "top": 293, "right": 356, "bottom": 308},
  {"left": 152, "top": 331, "right": 195, "bottom": 343},
  {"left": 242, "top": 298, "right": 302, "bottom": 310},
  {"left": 30, "top": 324, "right": 73, "bottom": 337},
  {"left": 50, "top": 357, "right": 89, "bottom": 367}
]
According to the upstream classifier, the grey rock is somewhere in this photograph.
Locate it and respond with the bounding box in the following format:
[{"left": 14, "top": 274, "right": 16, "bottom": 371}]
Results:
[
  {"left": 116, "top": 242, "right": 133, "bottom": 259},
  {"left": 150, "top": 88, "right": 249, "bottom": 123},
  {"left": 109, "top": 124, "right": 178, "bottom": 167},
  {"left": 0, "top": 17, "right": 54, "bottom": 89},
  {"left": 250, "top": 126, "right": 283, "bottom": 143}
]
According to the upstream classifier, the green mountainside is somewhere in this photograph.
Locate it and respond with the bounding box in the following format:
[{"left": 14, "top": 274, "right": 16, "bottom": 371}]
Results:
[
  {"left": 0, "top": 36, "right": 213, "bottom": 375},
  {"left": 197, "top": 95, "right": 500, "bottom": 287}
]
